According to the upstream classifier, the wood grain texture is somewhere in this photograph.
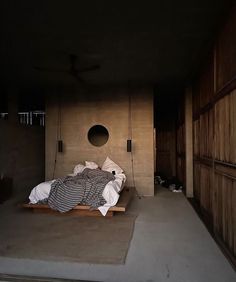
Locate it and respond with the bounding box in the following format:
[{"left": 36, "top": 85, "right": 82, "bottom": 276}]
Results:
[
  {"left": 191, "top": 8, "right": 236, "bottom": 261},
  {"left": 216, "top": 6, "right": 236, "bottom": 91},
  {"left": 156, "top": 120, "right": 176, "bottom": 177},
  {"left": 213, "top": 172, "right": 236, "bottom": 257}
]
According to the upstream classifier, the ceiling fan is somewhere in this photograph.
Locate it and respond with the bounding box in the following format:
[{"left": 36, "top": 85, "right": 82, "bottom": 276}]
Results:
[{"left": 34, "top": 54, "right": 100, "bottom": 83}]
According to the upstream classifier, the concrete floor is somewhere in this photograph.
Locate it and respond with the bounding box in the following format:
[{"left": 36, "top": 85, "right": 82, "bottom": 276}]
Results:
[{"left": 0, "top": 187, "right": 235, "bottom": 282}]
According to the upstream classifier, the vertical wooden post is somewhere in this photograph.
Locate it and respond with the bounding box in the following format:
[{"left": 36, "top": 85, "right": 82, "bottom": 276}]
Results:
[
  {"left": 185, "top": 87, "right": 193, "bottom": 197},
  {"left": 171, "top": 119, "right": 177, "bottom": 176}
]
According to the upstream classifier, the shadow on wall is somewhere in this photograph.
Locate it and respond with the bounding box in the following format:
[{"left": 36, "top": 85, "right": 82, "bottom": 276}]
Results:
[{"left": 0, "top": 121, "right": 45, "bottom": 201}]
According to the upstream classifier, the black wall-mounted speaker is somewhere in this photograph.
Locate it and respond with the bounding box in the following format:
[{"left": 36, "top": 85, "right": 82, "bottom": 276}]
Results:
[
  {"left": 127, "top": 139, "right": 132, "bottom": 152},
  {"left": 58, "top": 140, "right": 63, "bottom": 153}
]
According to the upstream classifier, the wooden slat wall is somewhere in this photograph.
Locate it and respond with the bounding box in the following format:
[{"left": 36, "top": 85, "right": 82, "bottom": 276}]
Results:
[
  {"left": 215, "top": 91, "right": 236, "bottom": 163},
  {"left": 192, "top": 6, "right": 236, "bottom": 262},
  {"left": 156, "top": 117, "right": 176, "bottom": 178},
  {"left": 200, "top": 109, "right": 214, "bottom": 159},
  {"left": 193, "top": 161, "right": 200, "bottom": 202},
  {"left": 200, "top": 164, "right": 213, "bottom": 220},
  {"left": 176, "top": 95, "right": 186, "bottom": 186},
  {"left": 214, "top": 172, "right": 236, "bottom": 257},
  {"left": 216, "top": 8, "right": 236, "bottom": 91},
  {"left": 177, "top": 154, "right": 185, "bottom": 186},
  {"left": 193, "top": 119, "right": 200, "bottom": 157}
]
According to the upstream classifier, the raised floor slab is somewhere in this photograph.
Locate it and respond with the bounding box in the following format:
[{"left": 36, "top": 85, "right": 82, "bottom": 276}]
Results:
[{"left": 0, "top": 186, "right": 235, "bottom": 282}]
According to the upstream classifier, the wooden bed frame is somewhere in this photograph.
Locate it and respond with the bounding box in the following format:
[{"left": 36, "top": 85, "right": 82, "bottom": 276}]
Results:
[{"left": 21, "top": 187, "right": 135, "bottom": 217}]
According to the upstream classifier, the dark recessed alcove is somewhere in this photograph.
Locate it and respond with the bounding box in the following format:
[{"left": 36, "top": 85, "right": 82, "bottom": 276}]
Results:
[{"left": 88, "top": 125, "right": 109, "bottom": 147}]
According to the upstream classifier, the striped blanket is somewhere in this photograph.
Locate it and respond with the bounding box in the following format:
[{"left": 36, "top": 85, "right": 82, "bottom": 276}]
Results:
[{"left": 48, "top": 168, "right": 115, "bottom": 213}]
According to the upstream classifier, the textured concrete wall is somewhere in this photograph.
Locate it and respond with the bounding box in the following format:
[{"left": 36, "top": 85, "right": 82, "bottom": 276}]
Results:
[
  {"left": 0, "top": 91, "right": 45, "bottom": 199},
  {"left": 45, "top": 86, "right": 154, "bottom": 196}
]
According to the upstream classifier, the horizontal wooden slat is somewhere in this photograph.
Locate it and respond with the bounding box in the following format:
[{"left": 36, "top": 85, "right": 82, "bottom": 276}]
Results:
[
  {"left": 215, "top": 169, "right": 236, "bottom": 181},
  {"left": 215, "top": 160, "right": 236, "bottom": 169},
  {"left": 214, "top": 75, "right": 236, "bottom": 103}
]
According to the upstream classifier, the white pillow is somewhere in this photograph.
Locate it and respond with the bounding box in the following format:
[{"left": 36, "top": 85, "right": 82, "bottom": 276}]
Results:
[
  {"left": 101, "top": 157, "right": 123, "bottom": 175},
  {"left": 73, "top": 164, "right": 86, "bottom": 175},
  {"left": 85, "top": 161, "right": 99, "bottom": 169},
  {"left": 29, "top": 180, "right": 55, "bottom": 204}
]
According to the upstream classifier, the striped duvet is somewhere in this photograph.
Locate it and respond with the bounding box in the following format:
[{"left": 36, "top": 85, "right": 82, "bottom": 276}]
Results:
[{"left": 48, "top": 168, "right": 115, "bottom": 213}]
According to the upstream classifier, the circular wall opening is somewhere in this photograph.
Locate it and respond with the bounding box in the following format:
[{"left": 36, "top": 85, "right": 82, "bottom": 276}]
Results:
[{"left": 88, "top": 125, "right": 109, "bottom": 147}]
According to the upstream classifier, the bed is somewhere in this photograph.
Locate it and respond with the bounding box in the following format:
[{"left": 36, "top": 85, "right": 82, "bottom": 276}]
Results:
[{"left": 23, "top": 157, "right": 134, "bottom": 216}]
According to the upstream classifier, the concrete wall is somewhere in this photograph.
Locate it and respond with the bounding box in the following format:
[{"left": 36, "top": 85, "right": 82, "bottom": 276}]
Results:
[
  {"left": 0, "top": 91, "right": 45, "bottom": 200},
  {"left": 45, "top": 86, "right": 154, "bottom": 196}
]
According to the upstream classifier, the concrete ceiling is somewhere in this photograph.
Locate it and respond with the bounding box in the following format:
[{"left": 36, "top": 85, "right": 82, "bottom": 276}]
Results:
[{"left": 0, "top": 0, "right": 233, "bottom": 89}]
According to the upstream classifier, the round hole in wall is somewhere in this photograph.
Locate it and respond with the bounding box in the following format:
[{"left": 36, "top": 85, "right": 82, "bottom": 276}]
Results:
[{"left": 88, "top": 125, "right": 109, "bottom": 147}]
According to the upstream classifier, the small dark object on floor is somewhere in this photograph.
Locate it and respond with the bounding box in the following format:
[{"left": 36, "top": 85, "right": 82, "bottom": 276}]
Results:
[{"left": 155, "top": 175, "right": 183, "bottom": 192}]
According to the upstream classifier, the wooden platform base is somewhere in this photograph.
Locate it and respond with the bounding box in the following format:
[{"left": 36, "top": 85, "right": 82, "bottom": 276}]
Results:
[{"left": 21, "top": 187, "right": 135, "bottom": 217}]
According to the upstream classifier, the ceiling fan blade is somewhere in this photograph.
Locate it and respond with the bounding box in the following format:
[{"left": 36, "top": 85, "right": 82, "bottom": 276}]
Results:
[
  {"left": 74, "top": 74, "right": 86, "bottom": 83},
  {"left": 69, "top": 54, "right": 77, "bottom": 71},
  {"left": 77, "top": 65, "right": 100, "bottom": 73},
  {"left": 33, "top": 66, "right": 68, "bottom": 73},
  {"left": 34, "top": 54, "right": 99, "bottom": 85}
]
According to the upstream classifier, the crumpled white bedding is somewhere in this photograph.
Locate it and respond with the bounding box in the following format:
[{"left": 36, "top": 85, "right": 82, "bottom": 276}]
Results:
[{"left": 28, "top": 173, "right": 126, "bottom": 216}]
